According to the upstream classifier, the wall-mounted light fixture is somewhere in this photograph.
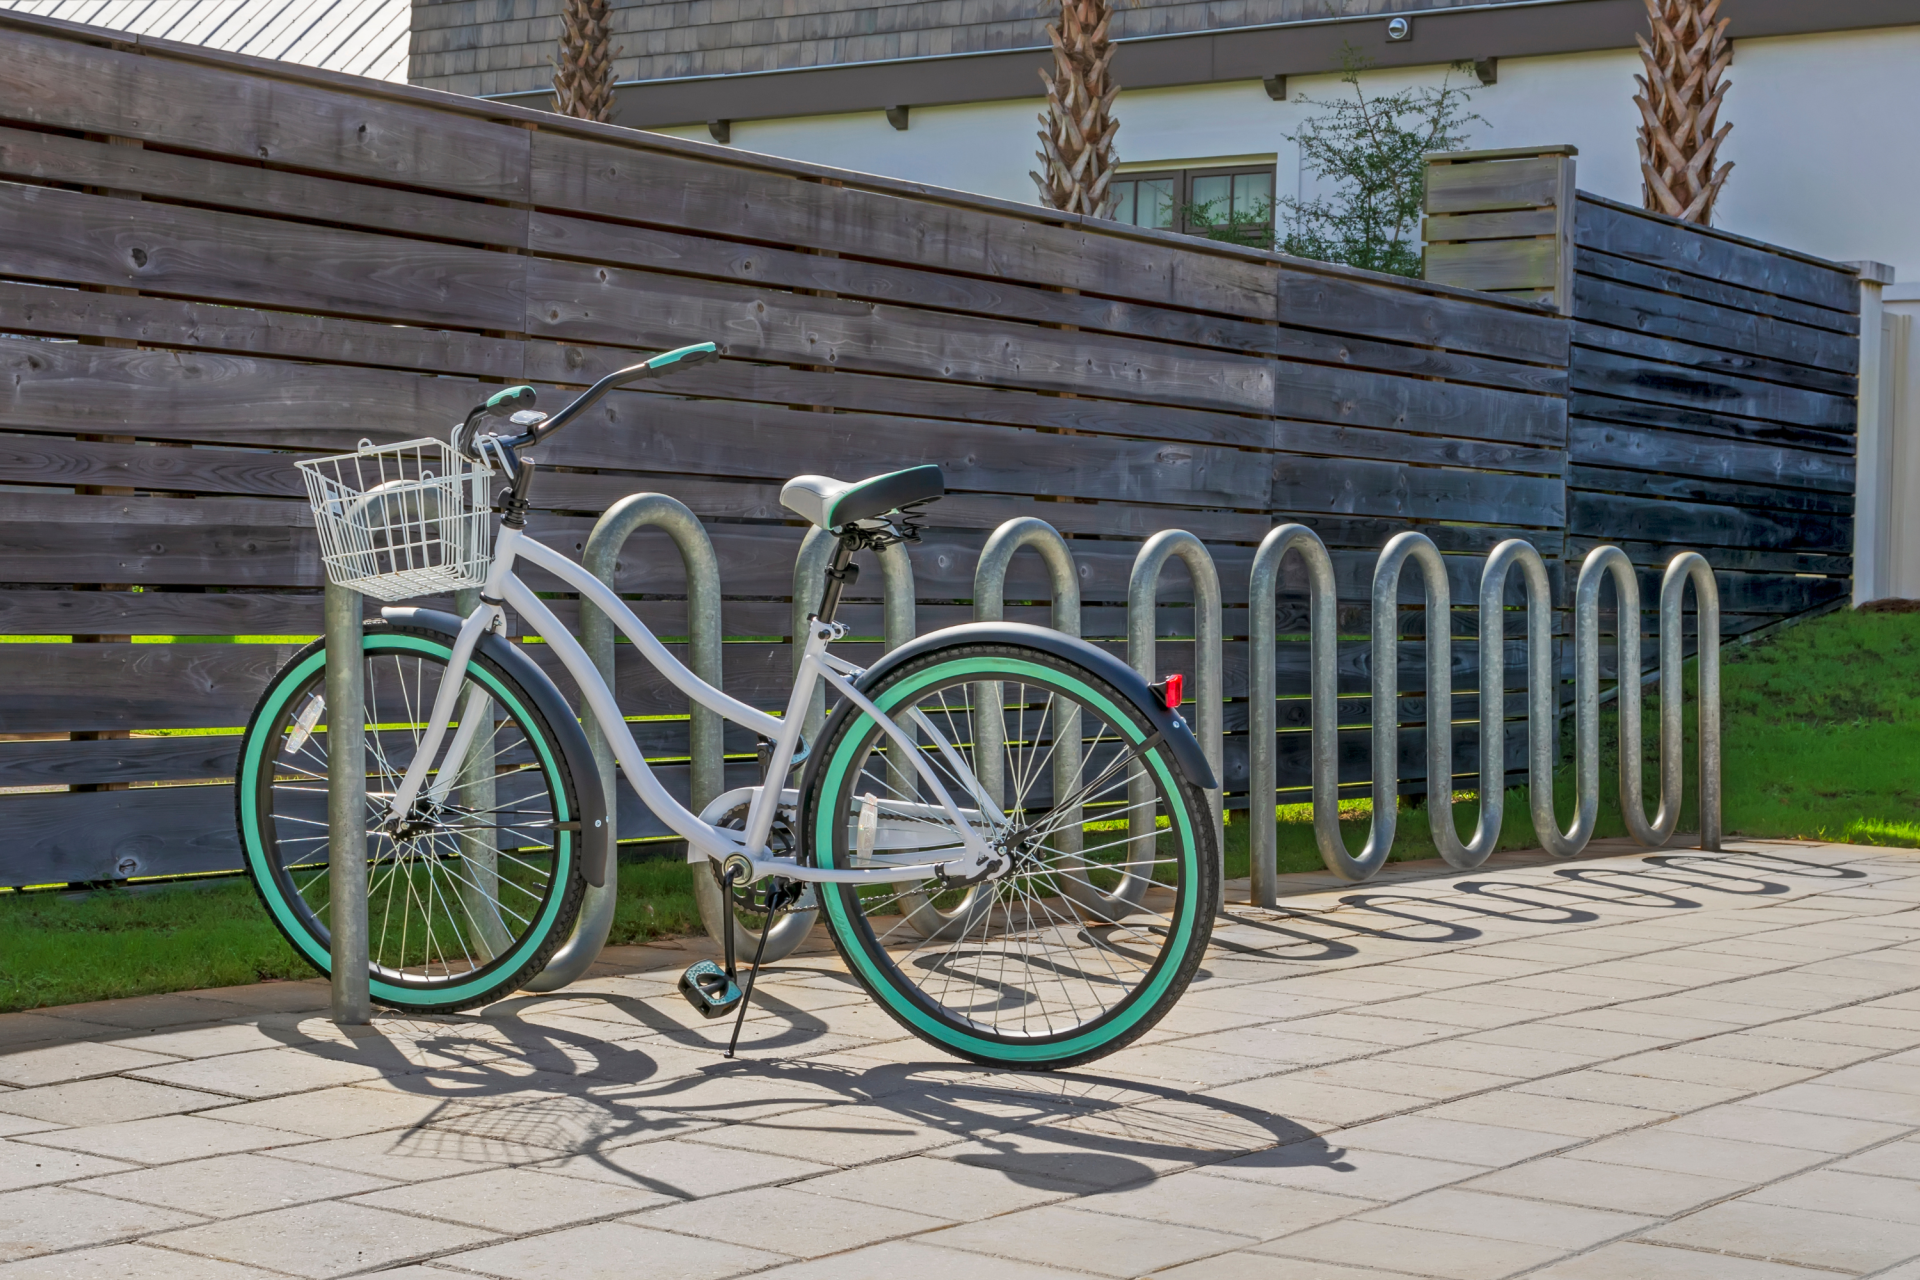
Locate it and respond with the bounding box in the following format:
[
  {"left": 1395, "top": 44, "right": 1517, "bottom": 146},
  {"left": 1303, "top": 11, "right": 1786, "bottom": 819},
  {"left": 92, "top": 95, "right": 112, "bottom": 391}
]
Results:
[
  {"left": 1263, "top": 75, "right": 1287, "bottom": 101},
  {"left": 1474, "top": 57, "right": 1498, "bottom": 85},
  {"left": 707, "top": 119, "right": 731, "bottom": 144},
  {"left": 885, "top": 105, "right": 910, "bottom": 131},
  {"left": 1387, "top": 16, "right": 1411, "bottom": 40}
]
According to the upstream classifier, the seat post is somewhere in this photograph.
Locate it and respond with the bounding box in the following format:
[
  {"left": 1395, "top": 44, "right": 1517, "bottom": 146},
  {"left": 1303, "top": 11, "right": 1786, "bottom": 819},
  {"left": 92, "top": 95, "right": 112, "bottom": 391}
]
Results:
[{"left": 816, "top": 532, "right": 861, "bottom": 624}]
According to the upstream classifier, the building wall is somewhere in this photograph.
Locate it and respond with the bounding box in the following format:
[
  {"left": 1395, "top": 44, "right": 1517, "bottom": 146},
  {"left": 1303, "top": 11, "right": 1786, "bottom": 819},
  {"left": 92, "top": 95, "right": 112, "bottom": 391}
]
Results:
[
  {"left": 408, "top": 0, "right": 1509, "bottom": 99},
  {"left": 650, "top": 25, "right": 1919, "bottom": 282}
]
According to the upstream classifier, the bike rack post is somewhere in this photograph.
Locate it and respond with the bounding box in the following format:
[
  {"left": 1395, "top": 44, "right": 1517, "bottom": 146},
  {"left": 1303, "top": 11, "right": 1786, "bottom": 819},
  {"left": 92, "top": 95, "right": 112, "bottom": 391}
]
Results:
[
  {"left": 1612, "top": 550, "right": 1723, "bottom": 853},
  {"left": 1538, "top": 545, "right": 1644, "bottom": 860},
  {"left": 1472, "top": 540, "right": 1558, "bottom": 865},
  {"left": 527, "top": 493, "right": 724, "bottom": 991},
  {"left": 974, "top": 518, "right": 1081, "bottom": 850},
  {"left": 1318, "top": 531, "right": 1454, "bottom": 883},
  {"left": 1246, "top": 525, "right": 1339, "bottom": 908},
  {"left": 1664, "top": 553, "right": 1722, "bottom": 850},
  {"left": 1129, "top": 531, "right": 1224, "bottom": 910},
  {"left": 323, "top": 580, "right": 369, "bottom": 1025},
  {"left": 793, "top": 525, "right": 915, "bottom": 739}
]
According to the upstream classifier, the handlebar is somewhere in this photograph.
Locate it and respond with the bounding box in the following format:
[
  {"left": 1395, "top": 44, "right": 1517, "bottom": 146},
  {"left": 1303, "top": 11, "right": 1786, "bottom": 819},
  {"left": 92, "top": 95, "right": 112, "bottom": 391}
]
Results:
[{"left": 456, "top": 342, "right": 720, "bottom": 463}]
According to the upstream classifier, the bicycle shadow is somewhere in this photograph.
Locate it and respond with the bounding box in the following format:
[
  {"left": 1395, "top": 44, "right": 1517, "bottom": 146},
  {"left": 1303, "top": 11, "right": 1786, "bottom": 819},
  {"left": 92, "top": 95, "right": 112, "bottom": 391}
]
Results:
[
  {"left": 232, "top": 847, "right": 1844, "bottom": 1198},
  {"left": 247, "top": 980, "right": 1348, "bottom": 1201}
]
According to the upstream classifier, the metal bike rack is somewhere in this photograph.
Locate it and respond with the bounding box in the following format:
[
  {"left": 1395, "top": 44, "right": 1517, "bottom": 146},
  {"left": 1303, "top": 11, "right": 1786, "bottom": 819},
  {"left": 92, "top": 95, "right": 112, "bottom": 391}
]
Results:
[
  {"left": 1244, "top": 530, "right": 1725, "bottom": 892},
  {"left": 1247, "top": 524, "right": 1339, "bottom": 906},
  {"left": 323, "top": 580, "right": 370, "bottom": 1024},
  {"left": 1129, "top": 531, "right": 1225, "bottom": 910},
  {"left": 1660, "top": 553, "right": 1722, "bottom": 851},
  {"left": 793, "top": 525, "right": 916, "bottom": 739},
  {"left": 973, "top": 517, "right": 1082, "bottom": 817},
  {"left": 1564, "top": 547, "right": 1723, "bottom": 858},
  {"left": 527, "top": 494, "right": 725, "bottom": 991},
  {"left": 724, "top": 524, "right": 916, "bottom": 960}
]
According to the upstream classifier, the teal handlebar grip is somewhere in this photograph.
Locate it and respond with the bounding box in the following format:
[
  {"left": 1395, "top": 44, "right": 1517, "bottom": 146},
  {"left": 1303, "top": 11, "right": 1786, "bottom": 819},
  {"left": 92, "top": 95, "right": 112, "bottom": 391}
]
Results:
[{"left": 486, "top": 385, "right": 538, "bottom": 412}]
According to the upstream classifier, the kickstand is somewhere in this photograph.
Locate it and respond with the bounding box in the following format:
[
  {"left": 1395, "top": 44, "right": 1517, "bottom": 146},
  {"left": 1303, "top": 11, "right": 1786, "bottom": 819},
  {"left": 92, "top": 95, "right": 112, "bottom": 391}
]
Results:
[{"left": 725, "top": 894, "right": 779, "bottom": 1059}]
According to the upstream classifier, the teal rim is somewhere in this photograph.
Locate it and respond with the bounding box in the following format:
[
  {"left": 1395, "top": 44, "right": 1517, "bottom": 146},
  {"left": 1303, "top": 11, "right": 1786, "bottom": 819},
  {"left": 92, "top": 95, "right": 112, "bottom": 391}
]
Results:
[
  {"left": 238, "top": 632, "right": 574, "bottom": 1007},
  {"left": 813, "top": 655, "right": 1199, "bottom": 1062}
]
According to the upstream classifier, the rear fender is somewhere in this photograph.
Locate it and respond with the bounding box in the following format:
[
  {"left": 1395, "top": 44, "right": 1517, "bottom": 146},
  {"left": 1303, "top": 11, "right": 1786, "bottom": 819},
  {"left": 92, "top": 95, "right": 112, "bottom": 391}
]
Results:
[{"left": 854, "top": 621, "right": 1217, "bottom": 791}]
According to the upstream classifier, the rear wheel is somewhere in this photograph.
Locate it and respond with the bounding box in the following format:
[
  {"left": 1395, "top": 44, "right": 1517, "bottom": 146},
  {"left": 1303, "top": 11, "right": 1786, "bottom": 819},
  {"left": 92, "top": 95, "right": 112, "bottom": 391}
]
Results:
[
  {"left": 235, "top": 623, "right": 587, "bottom": 1012},
  {"left": 799, "top": 641, "right": 1215, "bottom": 1069}
]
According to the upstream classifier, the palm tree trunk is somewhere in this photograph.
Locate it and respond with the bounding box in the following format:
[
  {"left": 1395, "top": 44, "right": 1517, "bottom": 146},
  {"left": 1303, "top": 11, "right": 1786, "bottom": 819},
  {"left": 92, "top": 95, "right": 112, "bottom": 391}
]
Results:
[
  {"left": 1634, "top": 0, "right": 1734, "bottom": 224},
  {"left": 1029, "top": 0, "right": 1120, "bottom": 217},
  {"left": 552, "top": 0, "right": 617, "bottom": 124}
]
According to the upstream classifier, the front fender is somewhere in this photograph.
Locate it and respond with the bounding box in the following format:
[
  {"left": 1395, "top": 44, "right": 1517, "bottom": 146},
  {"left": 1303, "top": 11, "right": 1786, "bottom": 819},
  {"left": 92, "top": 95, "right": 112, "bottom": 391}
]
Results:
[
  {"left": 855, "top": 621, "right": 1217, "bottom": 791},
  {"left": 381, "top": 607, "right": 611, "bottom": 888}
]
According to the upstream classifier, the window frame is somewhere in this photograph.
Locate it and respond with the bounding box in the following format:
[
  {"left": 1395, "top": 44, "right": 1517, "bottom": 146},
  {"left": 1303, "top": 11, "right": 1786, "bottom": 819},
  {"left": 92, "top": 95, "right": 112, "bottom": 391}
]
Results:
[{"left": 1109, "top": 163, "right": 1278, "bottom": 238}]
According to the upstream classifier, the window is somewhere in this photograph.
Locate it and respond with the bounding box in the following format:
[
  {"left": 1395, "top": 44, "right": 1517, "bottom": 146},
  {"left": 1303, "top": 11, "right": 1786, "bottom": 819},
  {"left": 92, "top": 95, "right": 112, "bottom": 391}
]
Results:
[{"left": 1110, "top": 164, "right": 1276, "bottom": 243}]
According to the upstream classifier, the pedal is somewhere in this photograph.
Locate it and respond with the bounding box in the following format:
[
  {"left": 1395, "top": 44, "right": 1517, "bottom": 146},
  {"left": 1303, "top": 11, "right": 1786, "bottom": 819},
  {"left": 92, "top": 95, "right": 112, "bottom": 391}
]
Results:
[{"left": 678, "top": 960, "right": 743, "bottom": 1019}]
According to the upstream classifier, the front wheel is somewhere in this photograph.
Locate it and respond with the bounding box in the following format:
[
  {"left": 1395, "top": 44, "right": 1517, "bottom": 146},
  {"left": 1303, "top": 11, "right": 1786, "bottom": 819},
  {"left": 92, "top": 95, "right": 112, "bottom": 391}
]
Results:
[
  {"left": 235, "top": 622, "right": 588, "bottom": 1013},
  {"left": 799, "top": 640, "right": 1216, "bottom": 1069}
]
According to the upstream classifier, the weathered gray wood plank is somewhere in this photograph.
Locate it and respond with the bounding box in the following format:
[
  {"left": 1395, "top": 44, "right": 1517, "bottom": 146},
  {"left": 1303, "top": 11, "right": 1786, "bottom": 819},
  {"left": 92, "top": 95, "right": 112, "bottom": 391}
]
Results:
[
  {"left": 527, "top": 130, "right": 1279, "bottom": 320},
  {"left": 1570, "top": 393, "right": 1853, "bottom": 455},
  {"left": 0, "top": 281, "right": 525, "bottom": 381},
  {"left": 0, "top": 26, "right": 530, "bottom": 199},
  {"left": 0, "top": 124, "right": 527, "bottom": 247},
  {"left": 1426, "top": 156, "right": 1564, "bottom": 215},
  {"left": 1574, "top": 245, "right": 1858, "bottom": 339},
  {"left": 1567, "top": 463, "right": 1853, "bottom": 517},
  {"left": 1425, "top": 208, "right": 1561, "bottom": 243},
  {"left": 1571, "top": 320, "right": 1856, "bottom": 399},
  {"left": 1571, "top": 347, "right": 1855, "bottom": 432},
  {"left": 1569, "top": 491, "right": 1851, "bottom": 553},
  {"left": 1574, "top": 272, "right": 1858, "bottom": 376},
  {"left": 1574, "top": 195, "right": 1859, "bottom": 315},
  {"left": 1275, "top": 267, "right": 1568, "bottom": 366},
  {"left": 1568, "top": 421, "right": 1853, "bottom": 493},
  {"left": 0, "top": 181, "right": 525, "bottom": 331},
  {"left": 1424, "top": 239, "right": 1560, "bottom": 294},
  {"left": 524, "top": 259, "right": 1275, "bottom": 414}
]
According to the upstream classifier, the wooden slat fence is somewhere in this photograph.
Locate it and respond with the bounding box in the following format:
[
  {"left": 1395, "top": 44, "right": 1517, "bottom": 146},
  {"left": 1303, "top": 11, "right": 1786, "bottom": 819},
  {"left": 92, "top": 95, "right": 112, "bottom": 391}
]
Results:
[
  {"left": 1426, "top": 150, "right": 1860, "bottom": 644},
  {"left": 0, "top": 13, "right": 1853, "bottom": 888}
]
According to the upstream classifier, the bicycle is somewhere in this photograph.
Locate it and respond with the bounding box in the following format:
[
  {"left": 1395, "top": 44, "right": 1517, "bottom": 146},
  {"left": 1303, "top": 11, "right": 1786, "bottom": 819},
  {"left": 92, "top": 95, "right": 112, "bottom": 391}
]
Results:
[{"left": 235, "top": 344, "right": 1218, "bottom": 1068}]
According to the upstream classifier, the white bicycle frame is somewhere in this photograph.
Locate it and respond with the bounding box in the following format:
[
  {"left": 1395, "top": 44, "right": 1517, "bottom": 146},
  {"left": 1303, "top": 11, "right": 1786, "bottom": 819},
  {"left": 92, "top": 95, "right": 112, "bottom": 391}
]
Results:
[{"left": 376, "top": 522, "right": 1000, "bottom": 886}]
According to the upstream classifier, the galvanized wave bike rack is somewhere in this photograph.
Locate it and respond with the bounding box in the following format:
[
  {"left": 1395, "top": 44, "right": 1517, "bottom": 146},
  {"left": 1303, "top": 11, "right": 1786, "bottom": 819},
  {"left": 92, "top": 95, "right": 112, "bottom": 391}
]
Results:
[
  {"left": 1245, "top": 528, "right": 1722, "bottom": 907},
  {"left": 321, "top": 505, "right": 1721, "bottom": 1020}
]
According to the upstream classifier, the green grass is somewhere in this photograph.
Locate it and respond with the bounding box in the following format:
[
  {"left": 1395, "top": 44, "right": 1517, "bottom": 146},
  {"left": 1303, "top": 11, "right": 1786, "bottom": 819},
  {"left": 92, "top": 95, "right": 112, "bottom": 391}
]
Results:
[
  {"left": 0, "top": 852, "right": 702, "bottom": 1013},
  {"left": 0, "top": 879, "right": 314, "bottom": 1012},
  {"left": 8, "top": 606, "right": 1918, "bottom": 1012}
]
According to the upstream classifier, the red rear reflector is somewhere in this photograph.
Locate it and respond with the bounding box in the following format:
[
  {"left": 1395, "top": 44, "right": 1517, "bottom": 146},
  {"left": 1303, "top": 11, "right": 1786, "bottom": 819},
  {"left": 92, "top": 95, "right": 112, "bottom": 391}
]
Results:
[{"left": 1162, "top": 673, "right": 1183, "bottom": 709}]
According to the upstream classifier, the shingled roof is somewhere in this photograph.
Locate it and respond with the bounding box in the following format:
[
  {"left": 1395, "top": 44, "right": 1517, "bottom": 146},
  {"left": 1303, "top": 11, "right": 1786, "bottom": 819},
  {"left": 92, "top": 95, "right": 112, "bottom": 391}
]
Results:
[
  {"left": 410, "top": 0, "right": 1536, "bottom": 100},
  {"left": 0, "top": 0, "right": 410, "bottom": 79}
]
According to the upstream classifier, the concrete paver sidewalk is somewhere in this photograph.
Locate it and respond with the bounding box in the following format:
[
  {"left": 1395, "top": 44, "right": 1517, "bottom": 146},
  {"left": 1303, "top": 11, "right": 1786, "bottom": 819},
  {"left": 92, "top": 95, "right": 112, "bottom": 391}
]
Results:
[{"left": 3, "top": 837, "right": 1920, "bottom": 1278}]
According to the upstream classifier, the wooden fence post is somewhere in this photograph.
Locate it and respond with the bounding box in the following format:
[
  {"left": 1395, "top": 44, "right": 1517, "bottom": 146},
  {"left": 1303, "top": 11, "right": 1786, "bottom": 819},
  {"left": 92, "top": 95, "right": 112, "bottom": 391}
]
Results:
[{"left": 1423, "top": 144, "right": 1578, "bottom": 314}]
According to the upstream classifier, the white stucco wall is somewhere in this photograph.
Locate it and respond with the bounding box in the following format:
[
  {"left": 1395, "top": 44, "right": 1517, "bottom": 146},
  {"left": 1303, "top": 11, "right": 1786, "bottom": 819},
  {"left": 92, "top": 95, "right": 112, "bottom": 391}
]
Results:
[{"left": 653, "top": 23, "right": 1918, "bottom": 280}]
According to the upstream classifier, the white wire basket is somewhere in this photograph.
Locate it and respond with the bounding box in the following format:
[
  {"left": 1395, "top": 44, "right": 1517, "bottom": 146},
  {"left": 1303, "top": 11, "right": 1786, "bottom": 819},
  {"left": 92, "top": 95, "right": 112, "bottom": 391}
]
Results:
[{"left": 298, "top": 438, "right": 495, "bottom": 603}]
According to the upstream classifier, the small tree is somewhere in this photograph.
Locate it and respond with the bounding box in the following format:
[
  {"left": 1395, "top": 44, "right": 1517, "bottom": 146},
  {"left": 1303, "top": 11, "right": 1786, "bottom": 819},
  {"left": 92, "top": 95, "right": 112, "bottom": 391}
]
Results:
[
  {"left": 552, "top": 0, "right": 617, "bottom": 124},
  {"left": 1272, "top": 51, "right": 1480, "bottom": 276},
  {"left": 1029, "top": 0, "right": 1121, "bottom": 216},
  {"left": 1634, "top": 0, "right": 1734, "bottom": 224}
]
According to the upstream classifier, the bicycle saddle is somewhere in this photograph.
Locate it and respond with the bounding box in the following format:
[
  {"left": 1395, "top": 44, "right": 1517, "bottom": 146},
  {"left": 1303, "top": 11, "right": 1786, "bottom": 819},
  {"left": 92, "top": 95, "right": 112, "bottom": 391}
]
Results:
[{"left": 780, "top": 465, "right": 944, "bottom": 530}]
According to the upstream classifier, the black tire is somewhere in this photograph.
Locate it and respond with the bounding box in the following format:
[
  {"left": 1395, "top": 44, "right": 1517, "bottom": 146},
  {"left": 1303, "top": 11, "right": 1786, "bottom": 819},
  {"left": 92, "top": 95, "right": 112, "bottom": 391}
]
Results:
[
  {"left": 798, "top": 640, "right": 1215, "bottom": 1069},
  {"left": 235, "top": 622, "right": 588, "bottom": 1012}
]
